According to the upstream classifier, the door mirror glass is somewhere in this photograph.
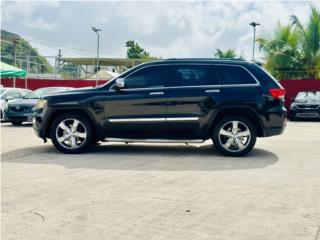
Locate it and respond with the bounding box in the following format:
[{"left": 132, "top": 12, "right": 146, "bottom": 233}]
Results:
[{"left": 115, "top": 78, "right": 125, "bottom": 90}]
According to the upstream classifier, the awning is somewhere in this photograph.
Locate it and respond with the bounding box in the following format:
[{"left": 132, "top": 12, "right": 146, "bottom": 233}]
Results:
[{"left": 0, "top": 61, "right": 26, "bottom": 77}]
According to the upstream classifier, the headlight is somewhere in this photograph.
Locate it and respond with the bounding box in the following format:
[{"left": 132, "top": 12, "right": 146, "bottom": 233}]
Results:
[{"left": 35, "top": 99, "right": 48, "bottom": 109}]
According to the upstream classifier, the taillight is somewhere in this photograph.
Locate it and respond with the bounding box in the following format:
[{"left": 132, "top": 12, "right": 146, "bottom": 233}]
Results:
[{"left": 269, "top": 88, "right": 285, "bottom": 100}]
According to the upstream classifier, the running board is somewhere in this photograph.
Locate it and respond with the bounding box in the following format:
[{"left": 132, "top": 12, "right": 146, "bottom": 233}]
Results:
[{"left": 104, "top": 138, "right": 205, "bottom": 144}]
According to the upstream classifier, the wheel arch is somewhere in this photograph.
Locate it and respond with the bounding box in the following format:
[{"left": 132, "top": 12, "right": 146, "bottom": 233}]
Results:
[
  {"left": 206, "top": 106, "right": 264, "bottom": 138},
  {"left": 45, "top": 108, "right": 100, "bottom": 139}
]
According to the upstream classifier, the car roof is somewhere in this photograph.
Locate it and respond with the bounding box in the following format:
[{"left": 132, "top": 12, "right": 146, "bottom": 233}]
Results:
[
  {"left": 139, "top": 58, "right": 250, "bottom": 67},
  {"left": 34, "top": 87, "right": 74, "bottom": 91}
]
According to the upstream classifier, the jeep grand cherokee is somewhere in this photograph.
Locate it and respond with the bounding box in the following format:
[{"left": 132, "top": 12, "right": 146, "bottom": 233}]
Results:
[{"left": 33, "top": 59, "right": 287, "bottom": 156}]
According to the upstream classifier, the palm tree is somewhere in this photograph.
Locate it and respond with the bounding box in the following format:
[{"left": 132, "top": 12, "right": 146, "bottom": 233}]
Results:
[
  {"left": 291, "top": 6, "right": 320, "bottom": 78},
  {"left": 257, "top": 6, "right": 320, "bottom": 79},
  {"left": 214, "top": 49, "right": 239, "bottom": 59},
  {"left": 257, "top": 24, "right": 302, "bottom": 79}
]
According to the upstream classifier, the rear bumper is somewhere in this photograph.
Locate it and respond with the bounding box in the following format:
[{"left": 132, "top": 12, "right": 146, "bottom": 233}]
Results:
[
  {"left": 264, "top": 126, "right": 285, "bottom": 137},
  {"left": 261, "top": 106, "right": 287, "bottom": 137}
]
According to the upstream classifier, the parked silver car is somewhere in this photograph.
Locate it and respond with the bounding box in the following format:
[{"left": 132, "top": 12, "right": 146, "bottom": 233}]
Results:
[{"left": 0, "top": 87, "right": 32, "bottom": 121}]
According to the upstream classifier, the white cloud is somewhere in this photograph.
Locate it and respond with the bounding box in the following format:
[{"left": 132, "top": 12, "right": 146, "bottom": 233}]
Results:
[
  {"left": 23, "top": 17, "right": 56, "bottom": 31},
  {"left": 1, "top": 1, "right": 320, "bottom": 61}
]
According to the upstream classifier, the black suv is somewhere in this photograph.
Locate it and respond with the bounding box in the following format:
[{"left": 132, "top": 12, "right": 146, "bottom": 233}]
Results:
[
  {"left": 33, "top": 59, "right": 286, "bottom": 156},
  {"left": 289, "top": 91, "right": 320, "bottom": 120}
]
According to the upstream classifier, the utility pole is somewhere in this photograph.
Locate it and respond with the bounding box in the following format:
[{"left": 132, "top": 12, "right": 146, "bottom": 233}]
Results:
[
  {"left": 249, "top": 22, "right": 260, "bottom": 61},
  {"left": 92, "top": 27, "right": 102, "bottom": 86},
  {"left": 13, "top": 37, "right": 19, "bottom": 66},
  {"left": 56, "top": 49, "right": 62, "bottom": 77}
]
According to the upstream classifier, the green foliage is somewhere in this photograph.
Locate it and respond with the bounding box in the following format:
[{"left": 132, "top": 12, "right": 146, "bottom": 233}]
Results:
[
  {"left": 60, "top": 63, "right": 80, "bottom": 79},
  {"left": 1, "top": 36, "right": 54, "bottom": 73},
  {"left": 126, "top": 40, "right": 156, "bottom": 59},
  {"left": 257, "top": 6, "right": 320, "bottom": 79},
  {"left": 214, "top": 49, "right": 243, "bottom": 59}
]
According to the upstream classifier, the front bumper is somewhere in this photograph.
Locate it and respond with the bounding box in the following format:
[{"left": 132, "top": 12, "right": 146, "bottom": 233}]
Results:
[
  {"left": 290, "top": 109, "right": 320, "bottom": 119},
  {"left": 5, "top": 111, "right": 33, "bottom": 122},
  {"left": 33, "top": 107, "right": 52, "bottom": 142}
]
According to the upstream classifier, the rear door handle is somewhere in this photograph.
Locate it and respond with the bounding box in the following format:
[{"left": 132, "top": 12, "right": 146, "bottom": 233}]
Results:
[
  {"left": 149, "top": 92, "right": 164, "bottom": 95},
  {"left": 205, "top": 89, "right": 220, "bottom": 93}
]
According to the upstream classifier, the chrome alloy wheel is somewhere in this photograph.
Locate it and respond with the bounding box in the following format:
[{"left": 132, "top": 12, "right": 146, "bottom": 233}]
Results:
[
  {"left": 55, "top": 118, "right": 87, "bottom": 150},
  {"left": 218, "top": 120, "right": 251, "bottom": 152}
]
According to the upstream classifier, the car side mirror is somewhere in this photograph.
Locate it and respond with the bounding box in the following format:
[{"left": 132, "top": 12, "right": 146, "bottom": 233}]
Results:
[
  {"left": 115, "top": 78, "right": 125, "bottom": 90},
  {"left": 5, "top": 96, "right": 14, "bottom": 102}
]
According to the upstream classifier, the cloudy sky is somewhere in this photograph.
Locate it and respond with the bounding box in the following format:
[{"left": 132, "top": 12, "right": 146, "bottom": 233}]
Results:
[{"left": 1, "top": 0, "right": 319, "bottom": 62}]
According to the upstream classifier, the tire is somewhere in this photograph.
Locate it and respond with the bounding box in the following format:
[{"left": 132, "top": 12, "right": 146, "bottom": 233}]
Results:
[
  {"left": 212, "top": 116, "right": 257, "bottom": 157},
  {"left": 50, "top": 113, "right": 93, "bottom": 154},
  {"left": 288, "top": 114, "right": 296, "bottom": 121},
  {"left": 11, "top": 121, "right": 23, "bottom": 126}
]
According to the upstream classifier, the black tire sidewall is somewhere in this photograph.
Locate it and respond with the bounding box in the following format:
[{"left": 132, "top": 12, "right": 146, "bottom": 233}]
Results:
[
  {"left": 212, "top": 116, "right": 257, "bottom": 157},
  {"left": 50, "top": 113, "right": 93, "bottom": 153}
]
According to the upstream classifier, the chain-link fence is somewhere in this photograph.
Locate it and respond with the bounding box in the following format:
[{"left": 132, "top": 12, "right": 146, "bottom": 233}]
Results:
[{"left": 1, "top": 55, "right": 87, "bottom": 79}]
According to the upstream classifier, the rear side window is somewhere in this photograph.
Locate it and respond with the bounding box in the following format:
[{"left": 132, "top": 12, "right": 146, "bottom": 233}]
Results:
[
  {"left": 125, "top": 66, "right": 168, "bottom": 89},
  {"left": 168, "top": 65, "right": 218, "bottom": 87},
  {"left": 216, "top": 65, "right": 257, "bottom": 85}
]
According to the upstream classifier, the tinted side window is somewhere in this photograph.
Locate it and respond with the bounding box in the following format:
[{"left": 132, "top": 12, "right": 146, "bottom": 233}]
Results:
[
  {"left": 125, "top": 66, "right": 167, "bottom": 89},
  {"left": 168, "top": 65, "right": 218, "bottom": 87},
  {"left": 216, "top": 65, "right": 257, "bottom": 85}
]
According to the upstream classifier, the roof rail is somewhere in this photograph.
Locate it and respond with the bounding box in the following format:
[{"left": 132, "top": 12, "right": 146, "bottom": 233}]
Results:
[{"left": 165, "top": 58, "right": 246, "bottom": 61}]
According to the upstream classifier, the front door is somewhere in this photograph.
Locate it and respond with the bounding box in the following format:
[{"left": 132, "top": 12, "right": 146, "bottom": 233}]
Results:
[{"left": 103, "top": 65, "right": 169, "bottom": 138}]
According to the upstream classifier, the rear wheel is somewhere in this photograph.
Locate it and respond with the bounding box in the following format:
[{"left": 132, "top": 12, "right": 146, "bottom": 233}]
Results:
[
  {"left": 212, "top": 116, "right": 257, "bottom": 157},
  {"left": 11, "top": 121, "right": 23, "bottom": 126},
  {"left": 50, "top": 113, "right": 93, "bottom": 153}
]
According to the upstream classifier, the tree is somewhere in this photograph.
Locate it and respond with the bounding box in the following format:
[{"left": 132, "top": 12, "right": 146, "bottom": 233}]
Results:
[
  {"left": 257, "top": 6, "right": 320, "bottom": 79},
  {"left": 291, "top": 6, "right": 320, "bottom": 78},
  {"left": 1, "top": 30, "right": 53, "bottom": 73},
  {"left": 214, "top": 49, "right": 242, "bottom": 59},
  {"left": 126, "top": 40, "right": 150, "bottom": 59}
]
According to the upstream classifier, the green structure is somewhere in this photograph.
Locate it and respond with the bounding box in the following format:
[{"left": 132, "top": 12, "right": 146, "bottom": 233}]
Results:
[{"left": 0, "top": 61, "right": 26, "bottom": 77}]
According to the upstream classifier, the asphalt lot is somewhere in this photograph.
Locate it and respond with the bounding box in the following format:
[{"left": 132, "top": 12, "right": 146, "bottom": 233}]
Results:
[{"left": 1, "top": 121, "right": 320, "bottom": 240}]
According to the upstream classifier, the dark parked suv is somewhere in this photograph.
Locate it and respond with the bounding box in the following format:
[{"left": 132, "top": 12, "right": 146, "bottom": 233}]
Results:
[{"left": 33, "top": 59, "right": 286, "bottom": 156}]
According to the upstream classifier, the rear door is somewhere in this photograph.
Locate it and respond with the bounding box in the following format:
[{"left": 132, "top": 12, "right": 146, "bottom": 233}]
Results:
[{"left": 165, "top": 64, "right": 221, "bottom": 138}]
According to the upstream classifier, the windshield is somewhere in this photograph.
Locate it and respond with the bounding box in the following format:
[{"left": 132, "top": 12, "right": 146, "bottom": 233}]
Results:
[
  {"left": 0, "top": 88, "right": 7, "bottom": 95},
  {"left": 295, "top": 91, "right": 320, "bottom": 102},
  {"left": 24, "top": 88, "right": 72, "bottom": 99}
]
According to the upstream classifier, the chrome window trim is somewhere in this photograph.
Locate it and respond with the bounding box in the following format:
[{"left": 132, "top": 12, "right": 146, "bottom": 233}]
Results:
[
  {"left": 108, "top": 117, "right": 199, "bottom": 123},
  {"left": 108, "top": 63, "right": 260, "bottom": 92}
]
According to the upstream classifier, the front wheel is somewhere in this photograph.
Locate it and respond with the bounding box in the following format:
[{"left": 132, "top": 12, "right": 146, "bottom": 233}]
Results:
[
  {"left": 212, "top": 116, "right": 257, "bottom": 157},
  {"left": 50, "top": 113, "right": 93, "bottom": 153}
]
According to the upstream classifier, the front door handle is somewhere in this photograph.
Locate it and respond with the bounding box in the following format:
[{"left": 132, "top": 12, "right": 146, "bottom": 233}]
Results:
[{"left": 149, "top": 92, "right": 164, "bottom": 95}]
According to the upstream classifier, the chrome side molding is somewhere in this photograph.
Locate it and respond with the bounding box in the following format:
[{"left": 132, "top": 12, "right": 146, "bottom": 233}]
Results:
[
  {"left": 109, "top": 118, "right": 166, "bottom": 123},
  {"left": 108, "top": 117, "right": 199, "bottom": 123}
]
